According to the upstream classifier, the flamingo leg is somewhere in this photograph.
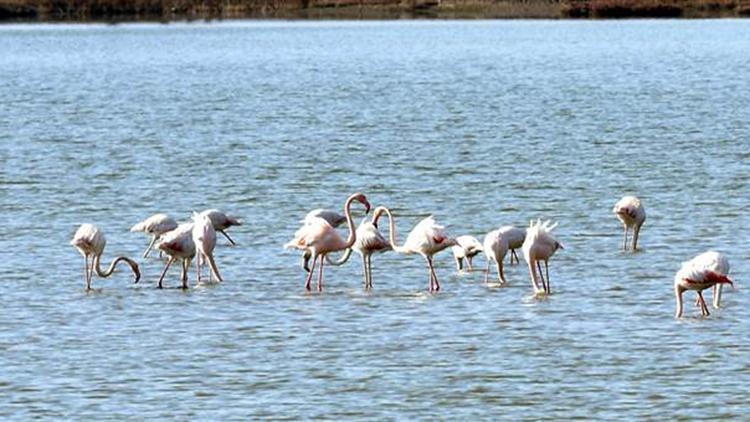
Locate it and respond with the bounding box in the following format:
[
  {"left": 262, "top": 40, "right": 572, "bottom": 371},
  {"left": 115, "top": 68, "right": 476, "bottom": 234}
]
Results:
[
  {"left": 633, "top": 225, "right": 641, "bottom": 251},
  {"left": 143, "top": 235, "right": 158, "bottom": 258},
  {"left": 158, "top": 257, "right": 175, "bottom": 289},
  {"left": 467, "top": 256, "right": 474, "bottom": 273},
  {"left": 698, "top": 291, "right": 710, "bottom": 316},
  {"left": 510, "top": 249, "right": 518, "bottom": 265},
  {"left": 536, "top": 261, "right": 546, "bottom": 293},
  {"left": 527, "top": 259, "right": 540, "bottom": 293},
  {"left": 219, "top": 230, "right": 236, "bottom": 246},
  {"left": 181, "top": 258, "right": 190, "bottom": 289},
  {"left": 84, "top": 255, "right": 91, "bottom": 290},
  {"left": 317, "top": 254, "right": 325, "bottom": 292},
  {"left": 196, "top": 254, "right": 202, "bottom": 285},
  {"left": 367, "top": 255, "right": 374, "bottom": 289},
  {"left": 498, "top": 260, "right": 506, "bottom": 284},
  {"left": 361, "top": 255, "right": 368, "bottom": 288},
  {"left": 305, "top": 254, "right": 318, "bottom": 291},
  {"left": 427, "top": 256, "right": 440, "bottom": 292},
  {"left": 623, "top": 225, "right": 629, "bottom": 251},
  {"left": 544, "top": 260, "right": 551, "bottom": 294},
  {"left": 455, "top": 257, "right": 463, "bottom": 272},
  {"left": 484, "top": 261, "right": 490, "bottom": 284}
]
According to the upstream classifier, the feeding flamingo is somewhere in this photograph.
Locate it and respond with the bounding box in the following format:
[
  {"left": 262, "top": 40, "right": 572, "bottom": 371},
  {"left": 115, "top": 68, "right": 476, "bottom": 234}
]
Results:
[
  {"left": 155, "top": 222, "right": 195, "bottom": 289},
  {"left": 326, "top": 207, "right": 391, "bottom": 289},
  {"left": 483, "top": 229, "right": 509, "bottom": 284},
  {"left": 130, "top": 213, "right": 178, "bottom": 258},
  {"left": 301, "top": 208, "right": 348, "bottom": 272},
  {"left": 198, "top": 209, "right": 242, "bottom": 246},
  {"left": 451, "top": 235, "right": 483, "bottom": 273},
  {"left": 377, "top": 207, "right": 456, "bottom": 292},
  {"left": 613, "top": 196, "right": 646, "bottom": 251},
  {"left": 522, "top": 219, "right": 564, "bottom": 295},
  {"left": 284, "top": 193, "right": 371, "bottom": 291},
  {"left": 193, "top": 212, "right": 223, "bottom": 284},
  {"left": 498, "top": 225, "right": 526, "bottom": 265},
  {"left": 70, "top": 224, "right": 140, "bottom": 290},
  {"left": 674, "top": 251, "right": 733, "bottom": 318}
]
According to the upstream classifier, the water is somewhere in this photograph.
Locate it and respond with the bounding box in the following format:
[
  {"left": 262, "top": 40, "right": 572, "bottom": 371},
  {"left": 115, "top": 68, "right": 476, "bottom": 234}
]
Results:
[{"left": 1, "top": 19, "right": 750, "bottom": 418}]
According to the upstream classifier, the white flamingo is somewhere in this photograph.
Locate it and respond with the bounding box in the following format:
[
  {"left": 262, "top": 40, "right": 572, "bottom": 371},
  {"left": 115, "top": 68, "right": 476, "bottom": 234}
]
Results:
[
  {"left": 155, "top": 222, "right": 195, "bottom": 289},
  {"left": 378, "top": 207, "right": 456, "bottom": 292},
  {"left": 198, "top": 209, "right": 242, "bottom": 246},
  {"left": 522, "top": 219, "right": 564, "bottom": 295},
  {"left": 326, "top": 208, "right": 391, "bottom": 289},
  {"left": 192, "top": 212, "right": 223, "bottom": 284},
  {"left": 301, "top": 208, "right": 348, "bottom": 272},
  {"left": 285, "top": 193, "right": 371, "bottom": 291},
  {"left": 451, "top": 235, "right": 483, "bottom": 272},
  {"left": 498, "top": 225, "right": 526, "bottom": 265},
  {"left": 70, "top": 224, "right": 140, "bottom": 290},
  {"left": 483, "top": 229, "right": 509, "bottom": 284},
  {"left": 674, "top": 251, "right": 733, "bottom": 318},
  {"left": 613, "top": 196, "right": 646, "bottom": 251},
  {"left": 130, "top": 213, "right": 178, "bottom": 258}
]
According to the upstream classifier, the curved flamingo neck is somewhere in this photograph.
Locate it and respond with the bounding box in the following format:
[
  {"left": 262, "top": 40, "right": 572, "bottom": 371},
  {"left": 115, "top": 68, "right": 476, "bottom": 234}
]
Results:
[
  {"left": 94, "top": 254, "right": 140, "bottom": 280},
  {"left": 378, "top": 206, "right": 407, "bottom": 253},
  {"left": 342, "top": 195, "right": 359, "bottom": 250}
]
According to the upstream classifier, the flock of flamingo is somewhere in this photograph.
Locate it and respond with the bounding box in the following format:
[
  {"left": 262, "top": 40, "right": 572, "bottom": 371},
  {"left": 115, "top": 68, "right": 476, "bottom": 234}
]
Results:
[{"left": 71, "top": 193, "right": 734, "bottom": 318}]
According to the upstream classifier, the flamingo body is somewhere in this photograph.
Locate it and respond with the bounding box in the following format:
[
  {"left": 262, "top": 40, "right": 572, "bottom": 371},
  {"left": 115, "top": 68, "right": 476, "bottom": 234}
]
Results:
[
  {"left": 522, "top": 219, "right": 563, "bottom": 295},
  {"left": 327, "top": 210, "right": 391, "bottom": 289},
  {"left": 156, "top": 222, "right": 195, "bottom": 289},
  {"left": 498, "top": 225, "right": 526, "bottom": 264},
  {"left": 193, "top": 212, "right": 223, "bottom": 284},
  {"left": 130, "top": 213, "right": 178, "bottom": 258},
  {"left": 674, "top": 251, "right": 733, "bottom": 318},
  {"left": 451, "top": 235, "right": 483, "bottom": 272},
  {"left": 483, "top": 229, "right": 509, "bottom": 284},
  {"left": 613, "top": 196, "right": 646, "bottom": 251}
]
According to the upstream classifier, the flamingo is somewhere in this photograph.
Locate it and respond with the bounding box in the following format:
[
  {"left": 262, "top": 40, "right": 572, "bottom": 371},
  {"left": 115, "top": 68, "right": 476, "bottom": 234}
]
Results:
[
  {"left": 301, "top": 208, "right": 348, "bottom": 272},
  {"left": 377, "top": 207, "right": 456, "bottom": 292},
  {"left": 70, "top": 224, "right": 140, "bottom": 290},
  {"left": 674, "top": 251, "right": 733, "bottom": 318},
  {"left": 483, "top": 229, "right": 509, "bottom": 284},
  {"left": 284, "top": 193, "right": 371, "bottom": 291},
  {"left": 613, "top": 196, "right": 646, "bottom": 251},
  {"left": 198, "top": 209, "right": 242, "bottom": 246},
  {"left": 498, "top": 225, "right": 526, "bottom": 265},
  {"left": 326, "top": 208, "right": 391, "bottom": 289},
  {"left": 522, "top": 219, "right": 564, "bottom": 295},
  {"left": 155, "top": 222, "right": 195, "bottom": 289},
  {"left": 130, "top": 213, "right": 178, "bottom": 258},
  {"left": 451, "top": 235, "right": 483, "bottom": 273},
  {"left": 193, "top": 212, "right": 223, "bottom": 284}
]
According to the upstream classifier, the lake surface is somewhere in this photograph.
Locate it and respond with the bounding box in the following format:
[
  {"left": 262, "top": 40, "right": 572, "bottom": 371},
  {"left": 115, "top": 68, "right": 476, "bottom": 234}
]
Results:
[{"left": 1, "top": 19, "right": 750, "bottom": 419}]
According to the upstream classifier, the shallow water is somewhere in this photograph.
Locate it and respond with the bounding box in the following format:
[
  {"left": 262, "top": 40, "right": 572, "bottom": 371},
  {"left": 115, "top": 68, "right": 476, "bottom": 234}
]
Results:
[{"left": 1, "top": 19, "right": 750, "bottom": 418}]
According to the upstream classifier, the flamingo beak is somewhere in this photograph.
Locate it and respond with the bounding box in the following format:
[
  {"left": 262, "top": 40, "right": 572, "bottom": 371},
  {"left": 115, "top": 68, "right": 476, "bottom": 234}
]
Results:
[{"left": 364, "top": 201, "right": 371, "bottom": 214}]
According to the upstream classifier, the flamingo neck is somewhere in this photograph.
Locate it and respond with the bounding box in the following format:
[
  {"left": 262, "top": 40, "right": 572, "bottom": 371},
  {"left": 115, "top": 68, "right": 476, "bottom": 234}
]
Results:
[
  {"left": 378, "top": 206, "right": 407, "bottom": 253},
  {"left": 94, "top": 254, "right": 140, "bottom": 281},
  {"left": 342, "top": 195, "right": 358, "bottom": 249}
]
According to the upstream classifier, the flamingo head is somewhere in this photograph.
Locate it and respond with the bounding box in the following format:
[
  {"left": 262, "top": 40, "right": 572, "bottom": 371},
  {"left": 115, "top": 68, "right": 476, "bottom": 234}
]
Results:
[
  {"left": 352, "top": 193, "right": 371, "bottom": 214},
  {"left": 371, "top": 206, "right": 387, "bottom": 228}
]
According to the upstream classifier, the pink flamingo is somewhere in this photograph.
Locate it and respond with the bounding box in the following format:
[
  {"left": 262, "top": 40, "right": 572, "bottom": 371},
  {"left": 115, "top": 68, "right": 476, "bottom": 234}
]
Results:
[
  {"left": 193, "top": 212, "right": 223, "bottom": 284},
  {"left": 285, "top": 193, "right": 371, "bottom": 291},
  {"left": 155, "top": 222, "right": 195, "bottom": 289},
  {"left": 522, "top": 219, "right": 564, "bottom": 295},
  {"left": 301, "top": 208, "right": 348, "bottom": 272},
  {"left": 613, "top": 196, "right": 646, "bottom": 251},
  {"left": 70, "top": 224, "right": 140, "bottom": 290},
  {"left": 326, "top": 208, "right": 391, "bottom": 289},
  {"left": 674, "top": 251, "right": 733, "bottom": 318},
  {"left": 130, "top": 213, "right": 178, "bottom": 258},
  {"left": 377, "top": 207, "right": 456, "bottom": 292},
  {"left": 451, "top": 235, "right": 483, "bottom": 273},
  {"left": 498, "top": 225, "right": 526, "bottom": 265},
  {"left": 198, "top": 209, "right": 242, "bottom": 246},
  {"left": 483, "top": 229, "right": 509, "bottom": 284}
]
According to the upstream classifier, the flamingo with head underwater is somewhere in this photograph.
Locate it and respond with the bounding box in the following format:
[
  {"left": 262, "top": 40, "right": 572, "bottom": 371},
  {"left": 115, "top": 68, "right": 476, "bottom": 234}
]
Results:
[
  {"left": 613, "top": 196, "right": 646, "bottom": 251},
  {"left": 285, "top": 193, "right": 371, "bottom": 291},
  {"left": 377, "top": 207, "right": 456, "bottom": 292},
  {"left": 130, "top": 213, "right": 178, "bottom": 258},
  {"left": 155, "top": 222, "right": 195, "bottom": 289},
  {"left": 674, "top": 251, "right": 733, "bottom": 318},
  {"left": 70, "top": 224, "right": 140, "bottom": 290},
  {"left": 451, "top": 235, "right": 483, "bottom": 273},
  {"left": 522, "top": 219, "right": 564, "bottom": 295}
]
